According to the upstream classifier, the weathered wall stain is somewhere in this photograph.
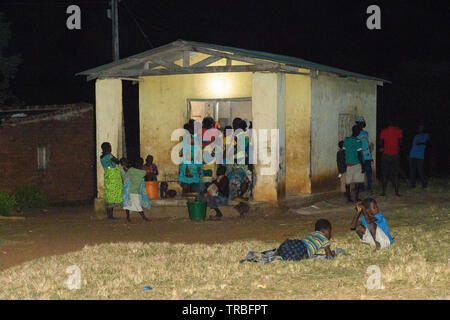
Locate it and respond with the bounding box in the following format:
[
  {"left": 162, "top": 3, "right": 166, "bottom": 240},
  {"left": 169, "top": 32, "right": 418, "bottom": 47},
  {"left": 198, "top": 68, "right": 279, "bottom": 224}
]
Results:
[
  {"left": 285, "top": 73, "right": 311, "bottom": 194},
  {"left": 251, "top": 72, "right": 284, "bottom": 201},
  {"left": 95, "top": 79, "right": 123, "bottom": 198},
  {"left": 310, "top": 74, "right": 379, "bottom": 192},
  {"left": 311, "top": 172, "right": 339, "bottom": 193}
]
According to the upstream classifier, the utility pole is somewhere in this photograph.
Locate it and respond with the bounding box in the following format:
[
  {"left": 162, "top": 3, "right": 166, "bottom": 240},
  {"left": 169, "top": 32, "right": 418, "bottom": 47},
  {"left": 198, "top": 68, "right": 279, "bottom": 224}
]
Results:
[
  {"left": 111, "top": 0, "right": 119, "bottom": 61},
  {"left": 109, "top": 0, "right": 126, "bottom": 157}
]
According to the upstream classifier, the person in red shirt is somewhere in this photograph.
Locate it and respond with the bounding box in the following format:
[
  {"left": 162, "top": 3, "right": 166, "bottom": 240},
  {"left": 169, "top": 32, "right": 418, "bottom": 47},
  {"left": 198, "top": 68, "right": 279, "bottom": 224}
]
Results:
[{"left": 379, "top": 120, "right": 403, "bottom": 196}]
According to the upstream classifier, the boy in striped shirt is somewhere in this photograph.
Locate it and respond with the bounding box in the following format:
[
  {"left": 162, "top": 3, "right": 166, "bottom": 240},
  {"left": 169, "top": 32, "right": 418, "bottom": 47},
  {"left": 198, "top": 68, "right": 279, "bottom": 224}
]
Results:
[{"left": 276, "top": 219, "right": 335, "bottom": 261}]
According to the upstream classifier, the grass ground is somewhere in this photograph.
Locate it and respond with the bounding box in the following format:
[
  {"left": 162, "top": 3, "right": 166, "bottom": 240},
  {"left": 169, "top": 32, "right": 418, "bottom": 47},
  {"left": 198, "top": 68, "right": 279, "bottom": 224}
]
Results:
[{"left": 0, "top": 199, "right": 448, "bottom": 299}]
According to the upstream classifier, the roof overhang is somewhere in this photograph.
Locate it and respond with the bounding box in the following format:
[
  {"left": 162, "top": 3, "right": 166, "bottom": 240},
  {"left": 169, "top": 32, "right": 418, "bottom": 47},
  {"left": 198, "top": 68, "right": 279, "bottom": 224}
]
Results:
[{"left": 77, "top": 39, "right": 390, "bottom": 84}]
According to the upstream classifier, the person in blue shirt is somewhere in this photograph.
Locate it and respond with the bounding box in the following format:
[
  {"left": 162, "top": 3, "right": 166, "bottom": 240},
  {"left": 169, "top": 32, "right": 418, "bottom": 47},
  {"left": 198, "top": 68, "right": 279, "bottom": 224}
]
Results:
[
  {"left": 409, "top": 124, "right": 430, "bottom": 189},
  {"left": 350, "top": 198, "right": 393, "bottom": 250},
  {"left": 356, "top": 116, "right": 373, "bottom": 192}
]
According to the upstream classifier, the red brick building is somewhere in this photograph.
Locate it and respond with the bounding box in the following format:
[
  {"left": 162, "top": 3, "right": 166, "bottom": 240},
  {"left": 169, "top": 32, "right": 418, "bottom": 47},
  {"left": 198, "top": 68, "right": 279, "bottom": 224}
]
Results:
[{"left": 0, "top": 103, "right": 96, "bottom": 204}]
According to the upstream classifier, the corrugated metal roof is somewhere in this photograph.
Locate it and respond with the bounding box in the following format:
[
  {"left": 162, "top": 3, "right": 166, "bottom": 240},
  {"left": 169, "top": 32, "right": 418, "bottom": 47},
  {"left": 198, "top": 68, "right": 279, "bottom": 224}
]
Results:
[
  {"left": 0, "top": 103, "right": 93, "bottom": 127},
  {"left": 77, "top": 39, "right": 389, "bottom": 83}
]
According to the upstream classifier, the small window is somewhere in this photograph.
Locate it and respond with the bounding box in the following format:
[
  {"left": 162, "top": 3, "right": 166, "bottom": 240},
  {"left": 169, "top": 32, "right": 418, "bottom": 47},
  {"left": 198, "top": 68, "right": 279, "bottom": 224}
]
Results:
[{"left": 37, "top": 145, "right": 50, "bottom": 170}]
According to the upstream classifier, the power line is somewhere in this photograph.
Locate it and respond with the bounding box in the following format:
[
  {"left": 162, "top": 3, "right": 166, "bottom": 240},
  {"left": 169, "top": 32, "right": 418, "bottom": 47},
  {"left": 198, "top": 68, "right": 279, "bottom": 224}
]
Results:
[{"left": 120, "top": 1, "right": 154, "bottom": 49}]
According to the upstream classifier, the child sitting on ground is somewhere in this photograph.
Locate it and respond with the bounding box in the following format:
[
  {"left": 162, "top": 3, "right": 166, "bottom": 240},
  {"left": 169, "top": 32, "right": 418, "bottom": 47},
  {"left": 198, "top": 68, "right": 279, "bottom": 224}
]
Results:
[
  {"left": 240, "top": 219, "right": 339, "bottom": 263},
  {"left": 196, "top": 165, "right": 230, "bottom": 220},
  {"left": 350, "top": 198, "right": 393, "bottom": 249}
]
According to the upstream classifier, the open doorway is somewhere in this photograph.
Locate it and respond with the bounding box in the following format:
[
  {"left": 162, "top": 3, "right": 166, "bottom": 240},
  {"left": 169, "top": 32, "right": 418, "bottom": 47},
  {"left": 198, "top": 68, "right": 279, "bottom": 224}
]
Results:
[
  {"left": 122, "top": 80, "right": 140, "bottom": 163},
  {"left": 187, "top": 98, "right": 252, "bottom": 126}
]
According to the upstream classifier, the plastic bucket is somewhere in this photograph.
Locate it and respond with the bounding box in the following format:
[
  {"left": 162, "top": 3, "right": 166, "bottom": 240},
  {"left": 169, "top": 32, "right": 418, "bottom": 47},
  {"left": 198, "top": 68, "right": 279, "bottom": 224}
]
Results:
[
  {"left": 145, "top": 181, "right": 159, "bottom": 199},
  {"left": 187, "top": 201, "right": 207, "bottom": 221}
]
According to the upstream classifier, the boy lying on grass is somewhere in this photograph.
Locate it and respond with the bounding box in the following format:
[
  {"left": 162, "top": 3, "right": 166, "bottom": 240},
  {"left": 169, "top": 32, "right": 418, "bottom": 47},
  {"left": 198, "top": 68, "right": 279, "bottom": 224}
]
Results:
[
  {"left": 351, "top": 198, "right": 393, "bottom": 249},
  {"left": 241, "top": 219, "right": 347, "bottom": 263}
]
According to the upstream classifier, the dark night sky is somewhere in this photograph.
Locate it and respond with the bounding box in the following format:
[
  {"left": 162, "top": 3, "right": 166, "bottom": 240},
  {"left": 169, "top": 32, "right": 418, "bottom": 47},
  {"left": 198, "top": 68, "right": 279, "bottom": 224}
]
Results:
[{"left": 1, "top": 0, "right": 449, "bottom": 171}]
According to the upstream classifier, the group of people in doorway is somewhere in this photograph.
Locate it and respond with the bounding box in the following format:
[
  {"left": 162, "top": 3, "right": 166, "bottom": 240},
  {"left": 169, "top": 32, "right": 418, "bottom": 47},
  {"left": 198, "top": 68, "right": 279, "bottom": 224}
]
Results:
[
  {"left": 179, "top": 117, "right": 253, "bottom": 220},
  {"left": 99, "top": 116, "right": 255, "bottom": 221},
  {"left": 337, "top": 116, "right": 431, "bottom": 202}
]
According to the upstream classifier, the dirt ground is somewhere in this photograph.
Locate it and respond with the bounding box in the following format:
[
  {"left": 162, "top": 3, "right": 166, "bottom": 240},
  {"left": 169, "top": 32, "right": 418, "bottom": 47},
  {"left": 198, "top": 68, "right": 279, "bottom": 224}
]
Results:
[{"left": 1, "top": 186, "right": 449, "bottom": 272}]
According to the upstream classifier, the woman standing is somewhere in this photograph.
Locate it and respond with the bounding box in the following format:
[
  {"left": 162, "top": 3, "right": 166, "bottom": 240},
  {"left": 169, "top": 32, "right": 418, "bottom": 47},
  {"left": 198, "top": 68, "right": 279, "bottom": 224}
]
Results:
[
  {"left": 227, "top": 118, "right": 252, "bottom": 200},
  {"left": 100, "top": 142, "right": 123, "bottom": 219},
  {"left": 178, "top": 122, "right": 203, "bottom": 194}
]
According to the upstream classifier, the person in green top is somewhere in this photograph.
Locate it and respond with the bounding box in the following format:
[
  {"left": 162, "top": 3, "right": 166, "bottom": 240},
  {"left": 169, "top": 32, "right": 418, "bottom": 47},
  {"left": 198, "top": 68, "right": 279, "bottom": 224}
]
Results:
[
  {"left": 123, "top": 158, "right": 150, "bottom": 221},
  {"left": 342, "top": 126, "right": 365, "bottom": 202}
]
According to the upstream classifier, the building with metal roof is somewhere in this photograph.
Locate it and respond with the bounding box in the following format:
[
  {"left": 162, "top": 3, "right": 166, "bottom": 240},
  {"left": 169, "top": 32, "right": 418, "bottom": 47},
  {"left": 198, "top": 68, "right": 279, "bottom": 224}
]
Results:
[{"left": 78, "top": 40, "right": 384, "bottom": 207}]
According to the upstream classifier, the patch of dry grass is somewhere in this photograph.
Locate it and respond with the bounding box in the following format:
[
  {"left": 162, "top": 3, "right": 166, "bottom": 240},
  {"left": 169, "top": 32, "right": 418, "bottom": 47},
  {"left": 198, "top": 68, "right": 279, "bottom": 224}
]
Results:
[{"left": 0, "top": 203, "right": 448, "bottom": 300}]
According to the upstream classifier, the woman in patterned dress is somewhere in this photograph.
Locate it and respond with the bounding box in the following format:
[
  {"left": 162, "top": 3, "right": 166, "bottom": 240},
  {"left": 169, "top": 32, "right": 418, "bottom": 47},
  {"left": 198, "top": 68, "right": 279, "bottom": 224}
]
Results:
[{"left": 100, "top": 142, "right": 123, "bottom": 219}]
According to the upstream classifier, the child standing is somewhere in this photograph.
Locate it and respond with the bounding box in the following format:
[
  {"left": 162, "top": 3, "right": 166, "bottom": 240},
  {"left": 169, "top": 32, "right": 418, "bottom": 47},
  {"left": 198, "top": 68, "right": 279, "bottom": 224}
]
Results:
[
  {"left": 123, "top": 158, "right": 151, "bottom": 222},
  {"left": 143, "top": 155, "right": 158, "bottom": 181},
  {"left": 119, "top": 157, "right": 129, "bottom": 181},
  {"left": 343, "top": 125, "right": 364, "bottom": 202},
  {"left": 143, "top": 155, "right": 159, "bottom": 199},
  {"left": 350, "top": 198, "right": 393, "bottom": 249},
  {"left": 336, "top": 140, "right": 346, "bottom": 195}
]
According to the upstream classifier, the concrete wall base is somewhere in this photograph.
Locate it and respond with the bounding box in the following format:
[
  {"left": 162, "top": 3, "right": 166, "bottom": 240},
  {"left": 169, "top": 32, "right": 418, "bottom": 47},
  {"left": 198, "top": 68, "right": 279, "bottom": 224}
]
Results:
[
  {"left": 279, "top": 190, "right": 341, "bottom": 211},
  {"left": 94, "top": 198, "right": 105, "bottom": 212},
  {"left": 90, "top": 192, "right": 337, "bottom": 220}
]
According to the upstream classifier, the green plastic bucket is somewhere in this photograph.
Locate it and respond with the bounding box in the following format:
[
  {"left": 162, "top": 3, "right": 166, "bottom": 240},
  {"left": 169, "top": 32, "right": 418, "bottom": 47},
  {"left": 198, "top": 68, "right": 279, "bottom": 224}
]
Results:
[{"left": 187, "top": 201, "right": 207, "bottom": 221}]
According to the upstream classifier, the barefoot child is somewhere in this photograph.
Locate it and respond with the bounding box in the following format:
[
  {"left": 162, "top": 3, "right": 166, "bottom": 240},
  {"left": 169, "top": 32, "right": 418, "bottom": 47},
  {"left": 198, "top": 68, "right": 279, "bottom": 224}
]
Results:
[
  {"left": 350, "top": 198, "right": 393, "bottom": 249},
  {"left": 122, "top": 158, "right": 151, "bottom": 222}
]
